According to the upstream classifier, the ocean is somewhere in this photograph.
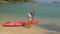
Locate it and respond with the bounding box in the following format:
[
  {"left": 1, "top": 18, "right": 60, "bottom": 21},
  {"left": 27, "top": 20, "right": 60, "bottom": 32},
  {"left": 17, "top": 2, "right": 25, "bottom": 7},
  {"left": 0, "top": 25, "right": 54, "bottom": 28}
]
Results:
[{"left": 0, "top": 2, "right": 60, "bottom": 32}]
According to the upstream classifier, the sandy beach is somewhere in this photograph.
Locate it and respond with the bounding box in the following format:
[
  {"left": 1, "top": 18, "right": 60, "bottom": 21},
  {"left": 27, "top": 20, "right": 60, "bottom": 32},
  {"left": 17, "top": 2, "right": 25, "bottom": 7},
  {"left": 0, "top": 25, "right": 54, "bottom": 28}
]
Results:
[
  {"left": 0, "top": 24, "right": 60, "bottom": 34},
  {"left": 0, "top": 15, "right": 60, "bottom": 34},
  {"left": 0, "top": 19, "right": 60, "bottom": 34}
]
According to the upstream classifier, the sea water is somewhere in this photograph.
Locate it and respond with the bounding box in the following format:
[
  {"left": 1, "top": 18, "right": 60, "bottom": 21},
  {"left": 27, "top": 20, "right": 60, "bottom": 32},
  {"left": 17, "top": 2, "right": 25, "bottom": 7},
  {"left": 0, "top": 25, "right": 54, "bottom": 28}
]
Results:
[{"left": 0, "top": 2, "right": 60, "bottom": 32}]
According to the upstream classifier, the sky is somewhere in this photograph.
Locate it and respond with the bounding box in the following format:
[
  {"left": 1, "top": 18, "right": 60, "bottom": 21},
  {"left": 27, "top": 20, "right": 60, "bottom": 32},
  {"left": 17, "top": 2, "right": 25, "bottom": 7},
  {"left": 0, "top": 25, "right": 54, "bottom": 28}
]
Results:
[{"left": 34, "top": 0, "right": 60, "bottom": 2}]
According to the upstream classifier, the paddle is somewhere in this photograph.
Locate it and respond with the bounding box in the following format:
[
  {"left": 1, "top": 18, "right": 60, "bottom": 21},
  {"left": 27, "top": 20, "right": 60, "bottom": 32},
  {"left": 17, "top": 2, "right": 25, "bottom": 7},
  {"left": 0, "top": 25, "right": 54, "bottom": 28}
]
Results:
[{"left": 32, "top": 2, "right": 38, "bottom": 19}]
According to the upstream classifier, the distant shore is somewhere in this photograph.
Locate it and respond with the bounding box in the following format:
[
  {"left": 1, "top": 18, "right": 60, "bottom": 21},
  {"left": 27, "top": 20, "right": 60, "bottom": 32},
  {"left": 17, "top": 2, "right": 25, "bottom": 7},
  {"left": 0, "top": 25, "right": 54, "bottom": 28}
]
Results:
[
  {"left": 0, "top": 1, "right": 9, "bottom": 3},
  {"left": 0, "top": 1, "right": 32, "bottom": 3}
]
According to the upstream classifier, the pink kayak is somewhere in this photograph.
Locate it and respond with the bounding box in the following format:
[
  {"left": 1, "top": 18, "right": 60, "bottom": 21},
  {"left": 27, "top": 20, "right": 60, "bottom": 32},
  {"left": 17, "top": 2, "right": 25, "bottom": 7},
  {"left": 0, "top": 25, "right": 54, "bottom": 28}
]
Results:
[{"left": 3, "top": 19, "right": 40, "bottom": 27}]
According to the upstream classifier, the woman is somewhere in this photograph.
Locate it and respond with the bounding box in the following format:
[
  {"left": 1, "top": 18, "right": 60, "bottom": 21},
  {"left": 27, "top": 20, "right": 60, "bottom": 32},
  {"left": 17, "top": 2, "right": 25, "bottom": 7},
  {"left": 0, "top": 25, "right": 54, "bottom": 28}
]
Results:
[{"left": 27, "top": 11, "right": 33, "bottom": 28}]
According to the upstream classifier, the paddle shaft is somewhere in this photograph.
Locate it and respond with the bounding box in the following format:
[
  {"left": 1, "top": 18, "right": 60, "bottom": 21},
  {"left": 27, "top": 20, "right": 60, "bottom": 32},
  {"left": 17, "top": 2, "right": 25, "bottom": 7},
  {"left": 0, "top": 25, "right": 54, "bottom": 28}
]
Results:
[{"left": 32, "top": 2, "right": 38, "bottom": 19}]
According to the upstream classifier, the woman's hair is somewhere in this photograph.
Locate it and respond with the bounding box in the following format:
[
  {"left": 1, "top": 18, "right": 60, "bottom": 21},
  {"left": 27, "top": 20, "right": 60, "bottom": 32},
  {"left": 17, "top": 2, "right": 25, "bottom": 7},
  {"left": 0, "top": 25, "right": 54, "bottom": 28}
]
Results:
[{"left": 29, "top": 11, "right": 32, "bottom": 15}]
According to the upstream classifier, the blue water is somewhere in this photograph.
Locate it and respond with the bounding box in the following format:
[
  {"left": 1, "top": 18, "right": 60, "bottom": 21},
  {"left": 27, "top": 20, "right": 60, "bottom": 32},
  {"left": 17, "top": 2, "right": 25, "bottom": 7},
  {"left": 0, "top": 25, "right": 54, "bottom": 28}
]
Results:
[
  {"left": 0, "top": 3, "right": 60, "bottom": 17},
  {"left": 0, "top": 2, "right": 60, "bottom": 32}
]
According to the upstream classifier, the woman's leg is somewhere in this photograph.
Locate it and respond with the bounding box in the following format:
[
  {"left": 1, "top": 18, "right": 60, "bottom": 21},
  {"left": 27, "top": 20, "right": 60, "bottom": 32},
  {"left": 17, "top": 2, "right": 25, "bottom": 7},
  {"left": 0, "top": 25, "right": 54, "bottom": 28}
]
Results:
[{"left": 28, "top": 18, "right": 32, "bottom": 28}]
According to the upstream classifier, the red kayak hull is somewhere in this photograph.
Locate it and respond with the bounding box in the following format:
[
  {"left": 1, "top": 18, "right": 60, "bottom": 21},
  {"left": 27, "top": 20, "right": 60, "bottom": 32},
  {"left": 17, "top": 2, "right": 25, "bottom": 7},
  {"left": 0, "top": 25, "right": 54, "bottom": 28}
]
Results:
[
  {"left": 3, "top": 21, "right": 23, "bottom": 27},
  {"left": 3, "top": 19, "right": 40, "bottom": 27}
]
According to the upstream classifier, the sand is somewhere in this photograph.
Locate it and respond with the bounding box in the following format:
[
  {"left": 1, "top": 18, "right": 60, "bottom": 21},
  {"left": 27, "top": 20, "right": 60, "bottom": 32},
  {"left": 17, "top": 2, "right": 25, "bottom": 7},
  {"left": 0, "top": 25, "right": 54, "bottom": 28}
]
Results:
[
  {"left": 0, "top": 24, "right": 60, "bottom": 34},
  {"left": 0, "top": 15, "right": 60, "bottom": 34},
  {"left": 0, "top": 17, "right": 60, "bottom": 34}
]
